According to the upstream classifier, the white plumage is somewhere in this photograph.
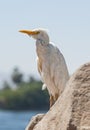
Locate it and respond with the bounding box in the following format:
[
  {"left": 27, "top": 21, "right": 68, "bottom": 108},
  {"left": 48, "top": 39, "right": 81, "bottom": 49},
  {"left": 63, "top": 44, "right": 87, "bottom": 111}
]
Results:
[{"left": 19, "top": 28, "right": 69, "bottom": 107}]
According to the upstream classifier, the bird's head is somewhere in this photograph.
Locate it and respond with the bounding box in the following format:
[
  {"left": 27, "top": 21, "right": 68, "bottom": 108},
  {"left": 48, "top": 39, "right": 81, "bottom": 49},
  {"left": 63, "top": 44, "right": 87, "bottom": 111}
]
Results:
[{"left": 19, "top": 28, "right": 49, "bottom": 45}]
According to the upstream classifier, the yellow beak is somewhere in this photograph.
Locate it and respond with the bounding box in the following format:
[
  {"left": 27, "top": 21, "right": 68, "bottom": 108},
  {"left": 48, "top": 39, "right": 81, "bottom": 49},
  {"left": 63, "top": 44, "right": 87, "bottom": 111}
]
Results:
[{"left": 19, "top": 30, "right": 40, "bottom": 35}]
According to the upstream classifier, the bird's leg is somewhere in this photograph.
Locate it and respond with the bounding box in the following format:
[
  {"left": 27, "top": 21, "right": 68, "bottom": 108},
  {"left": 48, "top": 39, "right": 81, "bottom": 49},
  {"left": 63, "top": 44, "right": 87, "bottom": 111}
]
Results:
[
  {"left": 50, "top": 95, "right": 54, "bottom": 107},
  {"left": 50, "top": 93, "right": 59, "bottom": 107},
  {"left": 54, "top": 93, "right": 59, "bottom": 101},
  {"left": 50, "top": 93, "right": 59, "bottom": 108}
]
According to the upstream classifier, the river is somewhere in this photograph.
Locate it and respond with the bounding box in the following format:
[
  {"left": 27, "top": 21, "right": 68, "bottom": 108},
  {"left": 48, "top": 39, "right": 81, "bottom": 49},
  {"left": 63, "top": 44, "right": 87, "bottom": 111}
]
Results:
[{"left": 0, "top": 110, "right": 45, "bottom": 130}]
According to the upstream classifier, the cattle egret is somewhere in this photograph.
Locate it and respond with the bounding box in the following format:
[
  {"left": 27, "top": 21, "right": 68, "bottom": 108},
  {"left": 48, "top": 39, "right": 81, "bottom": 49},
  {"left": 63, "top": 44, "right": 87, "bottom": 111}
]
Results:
[{"left": 19, "top": 28, "right": 69, "bottom": 107}]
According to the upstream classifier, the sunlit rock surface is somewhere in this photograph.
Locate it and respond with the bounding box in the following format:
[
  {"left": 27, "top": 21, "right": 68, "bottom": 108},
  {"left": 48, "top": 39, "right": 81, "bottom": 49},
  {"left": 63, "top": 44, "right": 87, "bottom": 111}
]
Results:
[{"left": 26, "top": 63, "right": 90, "bottom": 130}]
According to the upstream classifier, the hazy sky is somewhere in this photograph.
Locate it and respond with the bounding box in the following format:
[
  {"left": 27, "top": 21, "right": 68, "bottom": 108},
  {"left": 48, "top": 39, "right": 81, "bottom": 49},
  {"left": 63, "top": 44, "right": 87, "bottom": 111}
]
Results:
[{"left": 0, "top": 0, "right": 90, "bottom": 78}]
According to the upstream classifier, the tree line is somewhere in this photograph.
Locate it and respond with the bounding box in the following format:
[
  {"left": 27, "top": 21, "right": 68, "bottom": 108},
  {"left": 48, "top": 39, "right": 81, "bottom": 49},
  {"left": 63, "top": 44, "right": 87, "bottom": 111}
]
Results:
[{"left": 0, "top": 67, "right": 49, "bottom": 110}]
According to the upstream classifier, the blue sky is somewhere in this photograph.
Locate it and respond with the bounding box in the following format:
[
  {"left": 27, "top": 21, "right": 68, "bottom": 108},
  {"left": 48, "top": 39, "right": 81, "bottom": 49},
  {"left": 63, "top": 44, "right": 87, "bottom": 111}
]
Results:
[{"left": 0, "top": 0, "right": 90, "bottom": 78}]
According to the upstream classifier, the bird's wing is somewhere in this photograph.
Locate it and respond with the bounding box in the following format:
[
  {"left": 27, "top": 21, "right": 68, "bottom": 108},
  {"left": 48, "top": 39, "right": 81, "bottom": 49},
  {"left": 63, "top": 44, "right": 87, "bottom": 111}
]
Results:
[{"left": 49, "top": 45, "right": 69, "bottom": 93}]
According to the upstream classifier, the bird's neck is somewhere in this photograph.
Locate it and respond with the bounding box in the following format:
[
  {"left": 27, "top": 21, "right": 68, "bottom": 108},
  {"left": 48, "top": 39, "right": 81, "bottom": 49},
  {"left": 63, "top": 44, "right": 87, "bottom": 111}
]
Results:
[
  {"left": 37, "top": 38, "right": 49, "bottom": 45},
  {"left": 36, "top": 39, "right": 48, "bottom": 59}
]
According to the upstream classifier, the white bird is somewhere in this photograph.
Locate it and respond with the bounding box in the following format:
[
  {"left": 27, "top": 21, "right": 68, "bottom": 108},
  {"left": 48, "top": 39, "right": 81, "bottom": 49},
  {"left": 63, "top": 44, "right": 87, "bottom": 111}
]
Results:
[{"left": 19, "top": 28, "right": 69, "bottom": 107}]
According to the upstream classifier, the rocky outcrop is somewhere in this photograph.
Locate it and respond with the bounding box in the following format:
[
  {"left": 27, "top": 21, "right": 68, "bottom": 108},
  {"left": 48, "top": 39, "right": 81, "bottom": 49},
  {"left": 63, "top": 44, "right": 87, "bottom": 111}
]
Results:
[
  {"left": 26, "top": 114, "right": 45, "bottom": 130},
  {"left": 26, "top": 63, "right": 90, "bottom": 130}
]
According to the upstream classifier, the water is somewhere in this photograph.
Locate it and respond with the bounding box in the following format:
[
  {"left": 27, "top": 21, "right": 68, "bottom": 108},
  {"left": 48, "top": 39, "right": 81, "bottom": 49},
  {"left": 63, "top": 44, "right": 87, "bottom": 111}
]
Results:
[{"left": 0, "top": 110, "right": 45, "bottom": 130}]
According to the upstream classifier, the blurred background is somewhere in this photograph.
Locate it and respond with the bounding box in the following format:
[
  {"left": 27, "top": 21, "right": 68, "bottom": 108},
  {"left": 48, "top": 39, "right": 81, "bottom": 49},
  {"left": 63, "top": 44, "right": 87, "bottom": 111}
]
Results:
[{"left": 0, "top": 0, "right": 90, "bottom": 130}]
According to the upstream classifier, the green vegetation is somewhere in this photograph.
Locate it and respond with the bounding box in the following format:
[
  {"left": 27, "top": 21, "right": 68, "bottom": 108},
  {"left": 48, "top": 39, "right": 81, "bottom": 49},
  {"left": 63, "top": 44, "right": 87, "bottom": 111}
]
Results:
[{"left": 0, "top": 67, "right": 49, "bottom": 110}]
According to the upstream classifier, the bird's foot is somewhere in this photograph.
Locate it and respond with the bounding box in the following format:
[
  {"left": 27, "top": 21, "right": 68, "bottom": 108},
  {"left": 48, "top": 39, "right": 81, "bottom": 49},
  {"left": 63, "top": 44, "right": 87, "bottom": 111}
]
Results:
[
  {"left": 50, "top": 93, "right": 59, "bottom": 108},
  {"left": 55, "top": 93, "right": 59, "bottom": 101},
  {"left": 50, "top": 95, "right": 54, "bottom": 107}
]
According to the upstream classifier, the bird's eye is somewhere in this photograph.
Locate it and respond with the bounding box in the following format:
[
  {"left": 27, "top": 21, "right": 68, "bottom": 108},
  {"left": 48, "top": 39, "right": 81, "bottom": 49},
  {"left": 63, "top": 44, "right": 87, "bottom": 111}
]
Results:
[{"left": 37, "top": 31, "right": 40, "bottom": 34}]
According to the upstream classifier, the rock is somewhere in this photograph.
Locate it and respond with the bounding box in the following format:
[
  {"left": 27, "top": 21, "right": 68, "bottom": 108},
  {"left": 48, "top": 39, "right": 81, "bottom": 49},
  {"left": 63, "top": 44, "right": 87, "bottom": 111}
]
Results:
[
  {"left": 26, "top": 63, "right": 90, "bottom": 130},
  {"left": 25, "top": 114, "right": 45, "bottom": 130}
]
